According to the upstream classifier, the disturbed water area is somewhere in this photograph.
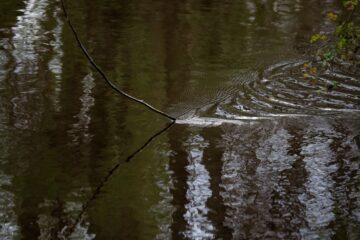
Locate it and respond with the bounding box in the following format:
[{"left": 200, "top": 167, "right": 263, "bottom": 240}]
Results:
[{"left": 0, "top": 0, "right": 360, "bottom": 239}]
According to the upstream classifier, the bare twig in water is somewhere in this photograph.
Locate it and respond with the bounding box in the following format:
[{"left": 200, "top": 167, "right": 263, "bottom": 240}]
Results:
[
  {"left": 60, "top": 121, "right": 175, "bottom": 238},
  {"left": 59, "top": 0, "right": 179, "bottom": 238},
  {"left": 60, "top": 0, "right": 176, "bottom": 121}
]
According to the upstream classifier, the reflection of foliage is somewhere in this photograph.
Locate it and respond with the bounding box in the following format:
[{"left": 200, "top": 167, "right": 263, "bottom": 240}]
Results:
[{"left": 303, "top": 0, "right": 359, "bottom": 92}]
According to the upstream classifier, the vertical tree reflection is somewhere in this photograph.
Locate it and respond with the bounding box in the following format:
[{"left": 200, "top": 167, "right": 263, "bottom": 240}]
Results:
[
  {"left": 183, "top": 132, "right": 213, "bottom": 239},
  {"left": 168, "top": 125, "right": 190, "bottom": 239},
  {"left": 0, "top": 0, "right": 359, "bottom": 239}
]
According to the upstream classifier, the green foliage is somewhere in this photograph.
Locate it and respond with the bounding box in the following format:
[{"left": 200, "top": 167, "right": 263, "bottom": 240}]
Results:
[
  {"left": 310, "top": 34, "right": 328, "bottom": 44},
  {"left": 304, "top": 0, "right": 359, "bottom": 92},
  {"left": 343, "top": 0, "right": 358, "bottom": 10},
  {"left": 309, "top": 0, "right": 359, "bottom": 69}
]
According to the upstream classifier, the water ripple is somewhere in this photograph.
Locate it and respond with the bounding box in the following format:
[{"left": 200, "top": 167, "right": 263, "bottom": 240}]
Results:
[{"left": 211, "top": 60, "right": 360, "bottom": 119}]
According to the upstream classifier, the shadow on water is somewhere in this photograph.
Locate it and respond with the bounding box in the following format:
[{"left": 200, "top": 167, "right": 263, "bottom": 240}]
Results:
[{"left": 0, "top": 0, "right": 360, "bottom": 239}]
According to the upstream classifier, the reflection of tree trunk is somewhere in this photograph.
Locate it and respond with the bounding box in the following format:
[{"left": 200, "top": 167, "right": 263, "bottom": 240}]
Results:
[
  {"left": 201, "top": 127, "right": 232, "bottom": 239},
  {"left": 162, "top": 3, "right": 192, "bottom": 235},
  {"left": 161, "top": 0, "right": 191, "bottom": 112},
  {"left": 168, "top": 126, "right": 232, "bottom": 239},
  {"left": 6, "top": 0, "right": 65, "bottom": 238},
  {"left": 330, "top": 121, "right": 360, "bottom": 239},
  {"left": 66, "top": 2, "right": 133, "bottom": 237},
  {"left": 267, "top": 125, "right": 307, "bottom": 239},
  {"left": 219, "top": 124, "right": 263, "bottom": 239},
  {"left": 297, "top": 118, "right": 338, "bottom": 239},
  {"left": 168, "top": 125, "right": 190, "bottom": 239}
]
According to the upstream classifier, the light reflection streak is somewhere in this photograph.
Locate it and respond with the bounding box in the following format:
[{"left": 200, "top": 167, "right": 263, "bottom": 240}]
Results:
[
  {"left": 10, "top": 0, "right": 49, "bottom": 130},
  {"left": 220, "top": 124, "right": 264, "bottom": 239},
  {"left": 0, "top": 0, "right": 52, "bottom": 237},
  {"left": 183, "top": 134, "right": 214, "bottom": 239},
  {"left": 48, "top": 6, "right": 64, "bottom": 112},
  {"left": 12, "top": 0, "right": 49, "bottom": 74},
  {"left": 0, "top": 173, "right": 19, "bottom": 239},
  {"left": 299, "top": 119, "right": 337, "bottom": 239},
  {"left": 255, "top": 126, "right": 300, "bottom": 238},
  {"left": 68, "top": 73, "right": 95, "bottom": 145},
  {"left": 176, "top": 114, "right": 310, "bottom": 127},
  {"left": 220, "top": 121, "right": 301, "bottom": 239},
  {"left": 152, "top": 153, "right": 175, "bottom": 240}
]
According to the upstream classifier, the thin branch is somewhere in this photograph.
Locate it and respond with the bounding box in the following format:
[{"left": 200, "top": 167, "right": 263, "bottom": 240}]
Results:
[
  {"left": 60, "top": 0, "right": 176, "bottom": 121},
  {"left": 60, "top": 121, "right": 175, "bottom": 238}
]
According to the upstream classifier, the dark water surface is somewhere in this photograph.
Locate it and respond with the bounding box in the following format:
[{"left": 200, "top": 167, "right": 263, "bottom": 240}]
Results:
[{"left": 0, "top": 0, "right": 360, "bottom": 239}]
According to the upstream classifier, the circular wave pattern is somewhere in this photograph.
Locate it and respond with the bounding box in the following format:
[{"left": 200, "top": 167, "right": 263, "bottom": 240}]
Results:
[{"left": 214, "top": 60, "right": 360, "bottom": 118}]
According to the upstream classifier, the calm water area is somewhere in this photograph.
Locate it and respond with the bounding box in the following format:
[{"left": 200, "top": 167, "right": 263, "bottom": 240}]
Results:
[{"left": 0, "top": 0, "right": 360, "bottom": 239}]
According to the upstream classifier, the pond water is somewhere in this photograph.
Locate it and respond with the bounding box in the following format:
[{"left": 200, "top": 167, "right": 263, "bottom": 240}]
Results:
[{"left": 0, "top": 0, "right": 359, "bottom": 239}]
